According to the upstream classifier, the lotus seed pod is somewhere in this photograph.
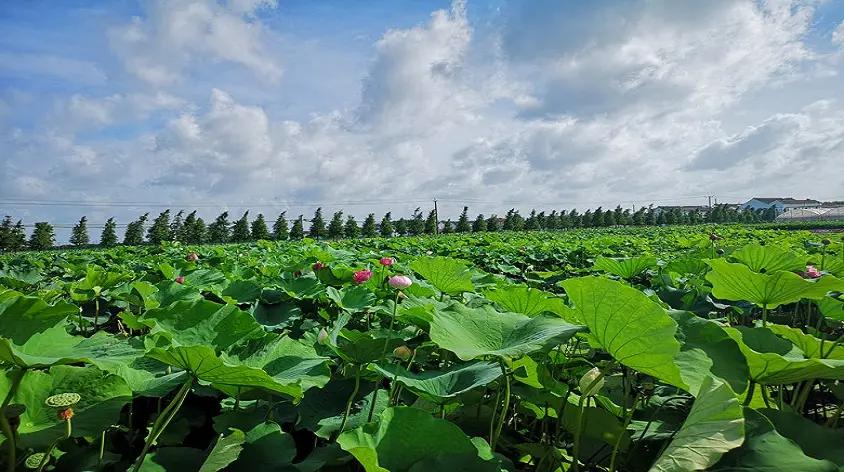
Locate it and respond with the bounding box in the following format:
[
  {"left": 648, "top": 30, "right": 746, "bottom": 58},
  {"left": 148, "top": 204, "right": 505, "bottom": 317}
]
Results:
[
  {"left": 24, "top": 453, "right": 46, "bottom": 469},
  {"left": 578, "top": 367, "right": 605, "bottom": 397},
  {"left": 393, "top": 345, "right": 413, "bottom": 361},
  {"left": 45, "top": 392, "right": 81, "bottom": 408}
]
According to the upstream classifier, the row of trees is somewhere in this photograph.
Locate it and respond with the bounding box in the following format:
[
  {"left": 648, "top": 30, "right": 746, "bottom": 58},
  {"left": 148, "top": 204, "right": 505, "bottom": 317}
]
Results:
[{"left": 0, "top": 203, "right": 774, "bottom": 252}]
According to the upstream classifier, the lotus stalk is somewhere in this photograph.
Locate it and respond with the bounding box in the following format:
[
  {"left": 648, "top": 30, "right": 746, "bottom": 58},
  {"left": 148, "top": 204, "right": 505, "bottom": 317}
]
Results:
[
  {"left": 38, "top": 393, "right": 81, "bottom": 472},
  {"left": 609, "top": 394, "right": 641, "bottom": 472},
  {"left": 1, "top": 368, "right": 27, "bottom": 472},
  {"left": 367, "top": 290, "right": 401, "bottom": 422},
  {"left": 572, "top": 364, "right": 612, "bottom": 472},
  {"left": 339, "top": 366, "right": 362, "bottom": 435},
  {"left": 132, "top": 377, "right": 194, "bottom": 472},
  {"left": 490, "top": 360, "right": 511, "bottom": 451}
]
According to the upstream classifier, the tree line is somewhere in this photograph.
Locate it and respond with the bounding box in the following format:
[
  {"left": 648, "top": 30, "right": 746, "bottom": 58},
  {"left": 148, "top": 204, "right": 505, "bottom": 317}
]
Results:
[{"left": 0, "top": 203, "right": 773, "bottom": 252}]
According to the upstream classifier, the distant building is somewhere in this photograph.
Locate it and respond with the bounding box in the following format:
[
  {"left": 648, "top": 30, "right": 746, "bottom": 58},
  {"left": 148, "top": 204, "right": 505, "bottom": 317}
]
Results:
[
  {"left": 740, "top": 198, "right": 822, "bottom": 214},
  {"left": 654, "top": 205, "right": 709, "bottom": 216}
]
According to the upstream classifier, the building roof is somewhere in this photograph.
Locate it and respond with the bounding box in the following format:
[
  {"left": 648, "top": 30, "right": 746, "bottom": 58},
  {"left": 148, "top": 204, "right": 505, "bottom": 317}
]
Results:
[{"left": 749, "top": 197, "right": 821, "bottom": 204}]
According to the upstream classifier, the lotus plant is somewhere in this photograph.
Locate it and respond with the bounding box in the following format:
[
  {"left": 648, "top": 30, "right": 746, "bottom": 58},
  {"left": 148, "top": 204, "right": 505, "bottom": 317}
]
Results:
[{"left": 36, "top": 393, "right": 81, "bottom": 471}]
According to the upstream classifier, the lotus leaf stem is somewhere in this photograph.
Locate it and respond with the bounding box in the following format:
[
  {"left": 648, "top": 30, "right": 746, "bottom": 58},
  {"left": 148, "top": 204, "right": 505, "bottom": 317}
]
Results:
[
  {"left": 1, "top": 368, "right": 26, "bottom": 472},
  {"left": 743, "top": 381, "right": 756, "bottom": 406},
  {"left": 37, "top": 417, "right": 72, "bottom": 472},
  {"left": 489, "top": 389, "right": 501, "bottom": 447},
  {"left": 491, "top": 361, "right": 511, "bottom": 451},
  {"left": 339, "top": 366, "right": 361, "bottom": 435},
  {"left": 132, "top": 377, "right": 193, "bottom": 472},
  {"left": 609, "top": 394, "right": 640, "bottom": 472},
  {"left": 367, "top": 291, "right": 401, "bottom": 422},
  {"left": 572, "top": 363, "right": 613, "bottom": 472},
  {"left": 761, "top": 304, "right": 769, "bottom": 328}
]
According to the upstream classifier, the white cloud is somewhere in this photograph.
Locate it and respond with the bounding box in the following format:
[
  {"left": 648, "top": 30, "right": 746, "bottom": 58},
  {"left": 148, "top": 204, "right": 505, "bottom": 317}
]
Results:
[{"left": 0, "top": 52, "right": 108, "bottom": 85}]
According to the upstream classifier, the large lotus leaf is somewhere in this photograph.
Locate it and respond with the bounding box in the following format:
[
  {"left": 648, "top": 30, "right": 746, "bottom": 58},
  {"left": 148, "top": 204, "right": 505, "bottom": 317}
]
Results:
[
  {"left": 152, "top": 280, "right": 204, "bottom": 306},
  {"left": 70, "top": 266, "right": 131, "bottom": 300},
  {"left": 665, "top": 256, "right": 708, "bottom": 276},
  {"left": 711, "top": 408, "right": 838, "bottom": 471},
  {"left": 251, "top": 302, "right": 302, "bottom": 331},
  {"left": 278, "top": 276, "right": 324, "bottom": 299},
  {"left": 199, "top": 428, "right": 246, "bottom": 472},
  {"left": 725, "top": 326, "right": 844, "bottom": 384},
  {"left": 0, "top": 295, "right": 78, "bottom": 344},
  {"left": 223, "top": 422, "right": 297, "bottom": 470},
  {"left": 327, "top": 285, "right": 376, "bottom": 312},
  {"left": 649, "top": 376, "right": 745, "bottom": 472},
  {"left": 372, "top": 360, "right": 502, "bottom": 403},
  {"left": 562, "top": 403, "right": 630, "bottom": 450},
  {"left": 140, "top": 300, "right": 265, "bottom": 352},
  {"left": 825, "top": 258, "right": 844, "bottom": 277},
  {"left": 759, "top": 408, "right": 844, "bottom": 466},
  {"left": 0, "top": 268, "right": 43, "bottom": 288},
  {"left": 96, "top": 353, "right": 189, "bottom": 396},
  {"left": 593, "top": 255, "right": 657, "bottom": 279},
  {"left": 221, "top": 334, "right": 330, "bottom": 397},
  {"left": 429, "top": 303, "right": 585, "bottom": 361},
  {"left": 183, "top": 269, "right": 229, "bottom": 292},
  {"left": 146, "top": 345, "right": 301, "bottom": 399},
  {"left": 0, "top": 327, "right": 143, "bottom": 369},
  {"left": 670, "top": 311, "right": 749, "bottom": 395},
  {"left": 329, "top": 326, "right": 407, "bottom": 365},
  {"left": 818, "top": 296, "right": 844, "bottom": 321},
  {"left": 221, "top": 280, "right": 262, "bottom": 303},
  {"left": 482, "top": 285, "right": 570, "bottom": 317},
  {"left": 706, "top": 259, "right": 844, "bottom": 309},
  {"left": 409, "top": 257, "right": 474, "bottom": 296},
  {"left": 121, "top": 281, "right": 161, "bottom": 310},
  {"left": 136, "top": 447, "right": 206, "bottom": 472},
  {"left": 731, "top": 243, "right": 806, "bottom": 273},
  {"left": 0, "top": 365, "right": 132, "bottom": 448},
  {"left": 768, "top": 324, "right": 844, "bottom": 360},
  {"left": 337, "top": 406, "right": 495, "bottom": 472},
  {"left": 560, "top": 277, "right": 686, "bottom": 390},
  {"left": 406, "top": 454, "right": 501, "bottom": 472}
]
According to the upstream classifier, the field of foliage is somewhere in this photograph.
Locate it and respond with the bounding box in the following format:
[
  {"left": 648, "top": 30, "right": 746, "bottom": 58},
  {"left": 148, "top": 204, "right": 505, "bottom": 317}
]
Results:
[{"left": 1, "top": 226, "right": 844, "bottom": 471}]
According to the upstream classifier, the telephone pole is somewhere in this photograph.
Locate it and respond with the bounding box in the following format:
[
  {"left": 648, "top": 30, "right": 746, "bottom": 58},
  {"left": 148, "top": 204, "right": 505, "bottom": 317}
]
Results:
[
  {"left": 707, "top": 195, "right": 714, "bottom": 210},
  {"left": 433, "top": 198, "right": 439, "bottom": 235}
]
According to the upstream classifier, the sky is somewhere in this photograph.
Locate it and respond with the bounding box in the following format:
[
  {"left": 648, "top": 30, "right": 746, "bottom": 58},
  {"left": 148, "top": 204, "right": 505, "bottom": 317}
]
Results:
[{"left": 2, "top": 0, "right": 844, "bottom": 242}]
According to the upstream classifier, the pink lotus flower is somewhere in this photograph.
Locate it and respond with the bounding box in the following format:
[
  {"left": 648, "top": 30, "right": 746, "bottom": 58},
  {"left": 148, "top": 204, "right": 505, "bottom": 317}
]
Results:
[
  {"left": 379, "top": 257, "right": 394, "bottom": 266},
  {"left": 806, "top": 265, "right": 822, "bottom": 279},
  {"left": 312, "top": 262, "right": 326, "bottom": 271},
  {"left": 186, "top": 253, "right": 199, "bottom": 262},
  {"left": 709, "top": 233, "right": 720, "bottom": 241},
  {"left": 388, "top": 275, "right": 413, "bottom": 289},
  {"left": 176, "top": 276, "right": 185, "bottom": 284},
  {"left": 318, "top": 328, "right": 329, "bottom": 344},
  {"left": 353, "top": 270, "right": 373, "bottom": 284},
  {"left": 294, "top": 271, "right": 302, "bottom": 278}
]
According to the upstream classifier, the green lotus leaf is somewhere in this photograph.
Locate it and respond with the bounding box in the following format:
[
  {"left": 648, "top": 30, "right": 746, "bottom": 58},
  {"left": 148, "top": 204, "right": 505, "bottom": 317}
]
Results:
[
  {"left": 731, "top": 243, "right": 806, "bottom": 273},
  {"left": 650, "top": 376, "right": 744, "bottom": 472},
  {"left": 372, "top": 360, "right": 502, "bottom": 404},
  {"left": 152, "top": 280, "right": 203, "bottom": 307},
  {"left": 824, "top": 258, "right": 844, "bottom": 277},
  {"left": 198, "top": 428, "right": 246, "bottom": 472},
  {"left": 670, "top": 311, "right": 749, "bottom": 395},
  {"left": 409, "top": 257, "right": 474, "bottom": 296},
  {"left": 706, "top": 259, "right": 844, "bottom": 309},
  {"left": 223, "top": 422, "right": 297, "bottom": 470},
  {"left": 406, "top": 454, "right": 502, "bottom": 472},
  {"left": 0, "top": 327, "right": 143, "bottom": 369},
  {"left": 146, "top": 345, "right": 301, "bottom": 399},
  {"left": 767, "top": 324, "right": 844, "bottom": 360},
  {"left": 123, "top": 281, "right": 161, "bottom": 310},
  {"left": 337, "top": 406, "right": 497, "bottom": 472},
  {"left": 710, "top": 408, "right": 838, "bottom": 471},
  {"left": 562, "top": 403, "right": 630, "bottom": 450},
  {"left": 593, "top": 255, "right": 657, "bottom": 279},
  {"left": 482, "top": 284, "right": 570, "bottom": 317},
  {"left": 665, "top": 256, "right": 708, "bottom": 276},
  {"left": 251, "top": 302, "right": 302, "bottom": 331},
  {"left": 560, "top": 277, "right": 686, "bottom": 390},
  {"left": 0, "top": 365, "right": 132, "bottom": 448},
  {"left": 817, "top": 296, "right": 844, "bottom": 321},
  {"left": 327, "top": 285, "right": 376, "bottom": 312},
  {"left": 759, "top": 408, "right": 844, "bottom": 466},
  {"left": 429, "top": 303, "right": 585, "bottom": 361},
  {"left": 278, "top": 276, "right": 324, "bottom": 299},
  {"left": 183, "top": 269, "right": 229, "bottom": 292},
  {"left": 725, "top": 326, "right": 844, "bottom": 384},
  {"left": 140, "top": 299, "right": 265, "bottom": 352},
  {"left": 0, "top": 295, "right": 78, "bottom": 345},
  {"left": 221, "top": 279, "right": 262, "bottom": 303},
  {"left": 135, "top": 447, "right": 206, "bottom": 472},
  {"left": 0, "top": 268, "right": 43, "bottom": 289}
]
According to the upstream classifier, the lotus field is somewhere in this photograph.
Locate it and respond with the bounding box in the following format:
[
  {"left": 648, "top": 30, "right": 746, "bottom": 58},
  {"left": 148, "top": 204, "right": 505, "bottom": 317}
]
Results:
[{"left": 3, "top": 227, "right": 844, "bottom": 471}]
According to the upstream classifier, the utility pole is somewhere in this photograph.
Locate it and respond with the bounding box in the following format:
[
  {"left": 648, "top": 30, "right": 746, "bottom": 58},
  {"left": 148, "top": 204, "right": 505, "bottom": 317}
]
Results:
[
  {"left": 433, "top": 198, "right": 439, "bottom": 235},
  {"left": 707, "top": 195, "right": 713, "bottom": 210}
]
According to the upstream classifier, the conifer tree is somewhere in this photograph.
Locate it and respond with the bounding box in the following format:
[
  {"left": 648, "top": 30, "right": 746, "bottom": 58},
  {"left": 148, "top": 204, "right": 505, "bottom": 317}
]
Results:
[
  {"left": 290, "top": 216, "right": 304, "bottom": 240},
  {"left": 147, "top": 209, "right": 171, "bottom": 244},
  {"left": 424, "top": 210, "right": 438, "bottom": 234},
  {"left": 537, "top": 211, "right": 547, "bottom": 230},
  {"left": 328, "top": 211, "right": 345, "bottom": 239},
  {"left": 208, "top": 211, "right": 231, "bottom": 243},
  {"left": 272, "top": 212, "right": 288, "bottom": 241},
  {"left": 192, "top": 218, "right": 208, "bottom": 244},
  {"left": 442, "top": 220, "right": 454, "bottom": 234},
  {"left": 455, "top": 206, "right": 471, "bottom": 233},
  {"left": 308, "top": 207, "right": 327, "bottom": 239},
  {"left": 546, "top": 211, "right": 559, "bottom": 230},
  {"left": 123, "top": 213, "right": 149, "bottom": 245},
  {"left": 231, "top": 211, "right": 251, "bottom": 242},
  {"left": 394, "top": 218, "right": 408, "bottom": 236},
  {"left": 603, "top": 210, "right": 615, "bottom": 227},
  {"left": 362, "top": 214, "right": 377, "bottom": 238},
  {"left": 379, "top": 212, "right": 394, "bottom": 237},
  {"left": 28, "top": 222, "right": 55, "bottom": 250},
  {"left": 344, "top": 215, "right": 360, "bottom": 238},
  {"left": 592, "top": 207, "right": 604, "bottom": 227},
  {"left": 9, "top": 220, "right": 26, "bottom": 251},
  {"left": 472, "top": 214, "right": 487, "bottom": 233},
  {"left": 510, "top": 211, "right": 525, "bottom": 231},
  {"left": 0, "top": 216, "right": 13, "bottom": 251},
  {"left": 486, "top": 214, "right": 500, "bottom": 232},
  {"left": 408, "top": 208, "right": 425, "bottom": 235},
  {"left": 182, "top": 211, "right": 198, "bottom": 243},
  {"left": 169, "top": 210, "right": 185, "bottom": 242},
  {"left": 251, "top": 213, "right": 271, "bottom": 241},
  {"left": 99, "top": 218, "right": 118, "bottom": 247},
  {"left": 568, "top": 209, "right": 581, "bottom": 228},
  {"left": 70, "top": 216, "right": 90, "bottom": 247},
  {"left": 525, "top": 210, "right": 539, "bottom": 231}
]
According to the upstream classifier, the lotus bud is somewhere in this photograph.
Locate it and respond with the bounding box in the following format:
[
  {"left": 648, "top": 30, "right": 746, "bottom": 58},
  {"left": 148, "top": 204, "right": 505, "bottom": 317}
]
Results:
[
  {"left": 709, "top": 233, "right": 720, "bottom": 241},
  {"left": 806, "top": 265, "right": 822, "bottom": 279},
  {"left": 318, "top": 328, "right": 329, "bottom": 344},
  {"left": 353, "top": 270, "right": 373, "bottom": 284},
  {"left": 312, "top": 262, "right": 327, "bottom": 271},
  {"left": 579, "top": 367, "right": 605, "bottom": 397},
  {"left": 388, "top": 275, "right": 413, "bottom": 289},
  {"left": 716, "top": 248, "right": 725, "bottom": 255},
  {"left": 379, "top": 257, "right": 394, "bottom": 266},
  {"left": 294, "top": 270, "right": 302, "bottom": 277},
  {"left": 822, "top": 238, "right": 831, "bottom": 246},
  {"left": 393, "top": 345, "right": 413, "bottom": 361},
  {"left": 187, "top": 252, "right": 199, "bottom": 261},
  {"left": 176, "top": 276, "right": 185, "bottom": 284},
  {"left": 25, "top": 453, "right": 46, "bottom": 469}
]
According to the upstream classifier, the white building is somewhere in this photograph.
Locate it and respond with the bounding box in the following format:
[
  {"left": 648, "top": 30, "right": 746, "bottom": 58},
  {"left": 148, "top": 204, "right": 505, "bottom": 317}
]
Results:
[
  {"left": 776, "top": 207, "right": 844, "bottom": 222},
  {"left": 740, "top": 198, "right": 822, "bottom": 214}
]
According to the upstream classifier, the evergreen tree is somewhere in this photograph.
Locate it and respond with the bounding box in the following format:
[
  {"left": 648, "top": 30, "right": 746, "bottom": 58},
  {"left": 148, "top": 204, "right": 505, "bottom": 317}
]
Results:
[
  {"left": 231, "top": 211, "right": 251, "bottom": 242},
  {"left": 408, "top": 208, "right": 425, "bottom": 235},
  {"left": 503, "top": 209, "right": 515, "bottom": 231},
  {"left": 182, "top": 211, "right": 198, "bottom": 243},
  {"left": 424, "top": 210, "right": 438, "bottom": 234},
  {"left": 632, "top": 208, "right": 645, "bottom": 225},
  {"left": 472, "top": 214, "right": 487, "bottom": 232},
  {"left": 510, "top": 211, "right": 525, "bottom": 231},
  {"left": 9, "top": 221, "right": 26, "bottom": 251},
  {"left": 0, "top": 216, "right": 14, "bottom": 251},
  {"left": 644, "top": 206, "right": 656, "bottom": 225},
  {"left": 147, "top": 209, "right": 171, "bottom": 244},
  {"left": 361, "top": 214, "right": 377, "bottom": 238},
  {"left": 344, "top": 215, "right": 360, "bottom": 238},
  {"left": 195, "top": 218, "right": 208, "bottom": 244},
  {"left": 208, "top": 211, "right": 231, "bottom": 243},
  {"left": 70, "top": 216, "right": 90, "bottom": 247},
  {"left": 525, "top": 210, "right": 540, "bottom": 231},
  {"left": 455, "top": 206, "right": 471, "bottom": 233},
  {"left": 168, "top": 210, "right": 185, "bottom": 242},
  {"left": 308, "top": 207, "right": 327, "bottom": 239},
  {"left": 442, "top": 220, "right": 454, "bottom": 234},
  {"left": 592, "top": 207, "right": 604, "bottom": 227},
  {"left": 290, "top": 216, "right": 304, "bottom": 240},
  {"left": 99, "top": 218, "right": 118, "bottom": 247},
  {"left": 272, "top": 212, "right": 288, "bottom": 241},
  {"left": 537, "top": 211, "right": 548, "bottom": 230},
  {"left": 656, "top": 211, "right": 667, "bottom": 225},
  {"left": 613, "top": 206, "right": 624, "bottom": 226},
  {"left": 558, "top": 210, "right": 570, "bottom": 229},
  {"left": 622, "top": 209, "right": 632, "bottom": 226},
  {"left": 582, "top": 209, "right": 593, "bottom": 228},
  {"left": 379, "top": 212, "right": 394, "bottom": 237},
  {"left": 328, "top": 211, "right": 345, "bottom": 239},
  {"left": 762, "top": 206, "right": 778, "bottom": 222},
  {"left": 28, "top": 222, "right": 55, "bottom": 250},
  {"left": 568, "top": 209, "right": 581, "bottom": 228},
  {"left": 123, "top": 213, "right": 149, "bottom": 245},
  {"left": 394, "top": 218, "right": 408, "bottom": 236},
  {"left": 486, "top": 214, "right": 501, "bottom": 232},
  {"left": 603, "top": 210, "right": 615, "bottom": 227},
  {"left": 251, "top": 213, "right": 272, "bottom": 241}
]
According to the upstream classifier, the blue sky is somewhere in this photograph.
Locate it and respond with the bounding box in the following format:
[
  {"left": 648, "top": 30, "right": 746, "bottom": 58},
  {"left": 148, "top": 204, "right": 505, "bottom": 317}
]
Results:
[{"left": 2, "top": 0, "right": 844, "bottom": 242}]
